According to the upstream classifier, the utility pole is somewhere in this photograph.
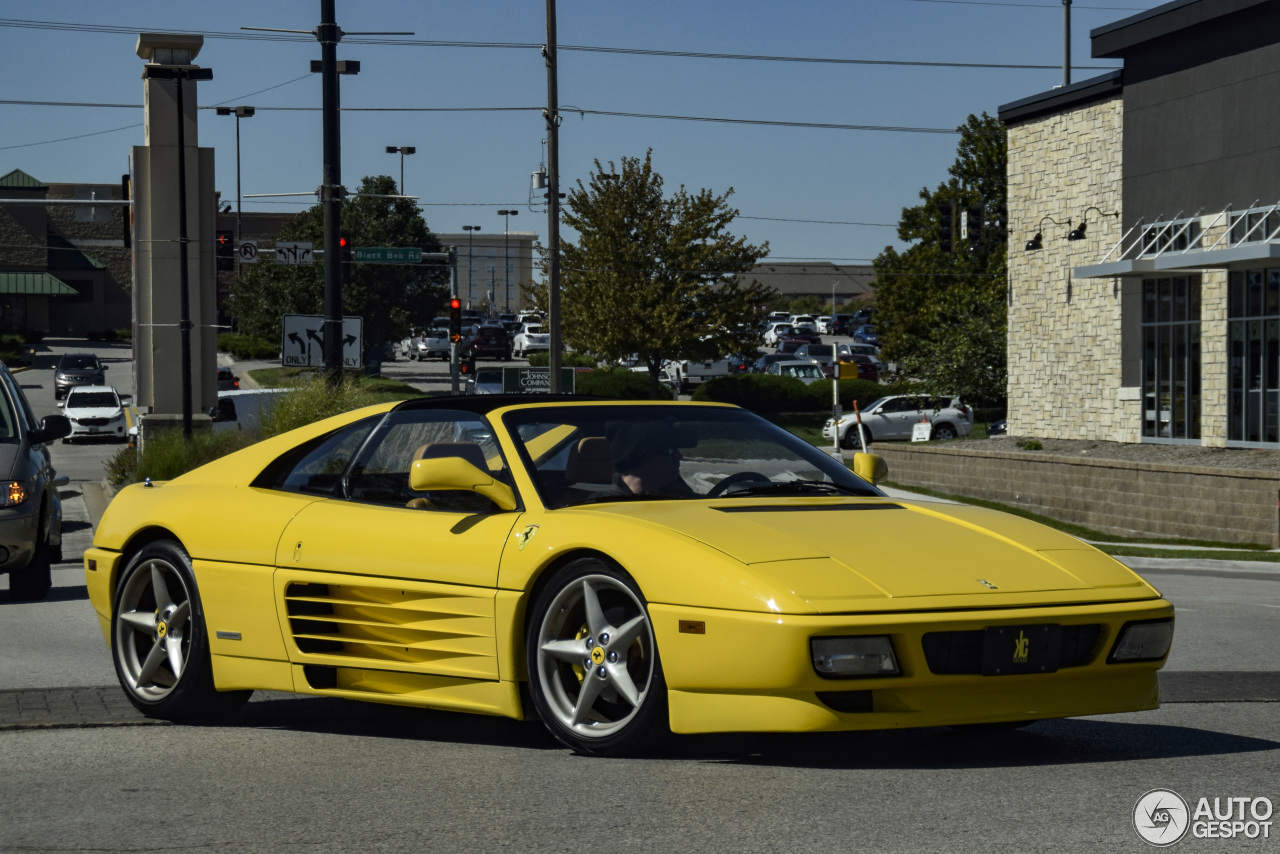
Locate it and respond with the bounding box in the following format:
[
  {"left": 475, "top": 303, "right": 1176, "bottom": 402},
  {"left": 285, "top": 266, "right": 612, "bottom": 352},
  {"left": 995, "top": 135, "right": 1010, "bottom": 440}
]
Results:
[
  {"left": 1063, "top": 0, "right": 1072, "bottom": 87},
  {"left": 544, "top": 0, "right": 563, "bottom": 392},
  {"left": 318, "top": 0, "right": 345, "bottom": 383}
]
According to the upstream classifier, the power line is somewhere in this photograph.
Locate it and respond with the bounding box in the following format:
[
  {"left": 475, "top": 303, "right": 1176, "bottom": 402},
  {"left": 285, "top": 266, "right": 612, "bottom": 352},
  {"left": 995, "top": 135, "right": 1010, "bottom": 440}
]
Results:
[
  {"left": 898, "top": 0, "right": 1147, "bottom": 9},
  {"left": 738, "top": 216, "right": 897, "bottom": 227},
  {"left": 569, "top": 109, "right": 963, "bottom": 135}
]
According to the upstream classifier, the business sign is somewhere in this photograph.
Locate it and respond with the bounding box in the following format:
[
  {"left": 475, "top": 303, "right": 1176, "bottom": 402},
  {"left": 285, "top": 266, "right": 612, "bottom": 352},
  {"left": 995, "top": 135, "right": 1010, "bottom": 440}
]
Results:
[
  {"left": 281, "top": 314, "right": 363, "bottom": 370},
  {"left": 501, "top": 367, "right": 576, "bottom": 394}
]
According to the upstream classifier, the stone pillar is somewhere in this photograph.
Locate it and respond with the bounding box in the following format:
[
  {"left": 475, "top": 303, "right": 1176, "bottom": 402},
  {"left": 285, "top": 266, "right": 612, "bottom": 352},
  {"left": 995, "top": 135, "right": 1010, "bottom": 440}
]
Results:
[{"left": 130, "top": 33, "right": 217, "bottom": 421}]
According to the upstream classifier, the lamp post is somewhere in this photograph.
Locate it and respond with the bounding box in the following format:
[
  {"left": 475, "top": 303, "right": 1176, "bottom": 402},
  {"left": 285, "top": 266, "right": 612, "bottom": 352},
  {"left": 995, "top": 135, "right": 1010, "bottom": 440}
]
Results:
[
  {"left": 215, "top": 106, "right": 255, "bottom": 275},
  {"left": 385, "top": 145, "right": 416, "bottom": 195},
  {"left": 143, "top": 63, "right": 212, "bottom": 440},
  {"left": 462, "top": 225, "right": 481, "bottom": 310},
  {"left": 497, "top": 209, "right": 518, "bottom": 310}
]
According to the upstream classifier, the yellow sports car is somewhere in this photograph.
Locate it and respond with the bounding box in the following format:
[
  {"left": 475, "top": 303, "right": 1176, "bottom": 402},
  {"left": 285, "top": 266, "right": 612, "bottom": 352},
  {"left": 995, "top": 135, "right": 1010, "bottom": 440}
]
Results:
[{"left": 85, "top": 397, "right": 1174, "bottom": 755}]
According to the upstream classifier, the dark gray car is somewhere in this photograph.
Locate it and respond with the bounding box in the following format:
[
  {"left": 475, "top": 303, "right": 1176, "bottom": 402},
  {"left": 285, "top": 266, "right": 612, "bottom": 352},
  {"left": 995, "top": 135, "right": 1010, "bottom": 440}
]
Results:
[
  {"left": 54, "top": 352, "right": 107, "bottom": 400},
  {"left": 0, "top": 365, "right": 71, "bottom": 600}
]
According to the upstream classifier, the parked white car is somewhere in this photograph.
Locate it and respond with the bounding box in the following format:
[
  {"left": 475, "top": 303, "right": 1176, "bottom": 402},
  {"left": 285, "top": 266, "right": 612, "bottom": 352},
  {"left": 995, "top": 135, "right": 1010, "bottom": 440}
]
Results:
[
  {"left": 59, "top": 385, "right": 127, "bottom": 442},
  {"left": 823, "top": 395, "right": 973, "bottom": 448},
  {"left": 208, "top": 389, "right": 292, "bottom": 435},
  {"left": 766, "top": 360, "right": 826, "bottom": 385},
  {"left": 512, "top": 323, "right": 550, "bottom": 358},
  {"left": 763, "top": 322, "right": 797, "bottom": 347}
]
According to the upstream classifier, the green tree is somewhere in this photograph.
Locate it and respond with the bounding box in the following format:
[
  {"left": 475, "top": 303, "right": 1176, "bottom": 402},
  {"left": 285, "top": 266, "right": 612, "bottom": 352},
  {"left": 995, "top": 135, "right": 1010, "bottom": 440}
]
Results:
[
  {"left": 526, "top": 151, "right": 772, "bottom": 398},
  {"left": 872, "top": 113, "right": 1007, "bottom": 408},
  {"left": 229, "top": 175, "right": 450, "bottom": 360}
]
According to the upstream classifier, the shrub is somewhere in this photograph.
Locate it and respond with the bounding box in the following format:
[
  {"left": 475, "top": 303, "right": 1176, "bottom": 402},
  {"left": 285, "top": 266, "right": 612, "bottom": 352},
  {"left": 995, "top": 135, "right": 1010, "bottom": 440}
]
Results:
[
  {"left": 527, "top": 351, "right": 597, "bottom": 368},
  {"left": 692, "top": 375, "right": 888, "bottom": 413},
  {"left": 217, "top": 333, "right": 279, "bottom": 360},
  {"left": 575, "top": 367, "right": 674, "bottom": 400},
  {"left": 257, "top": 375, "right": 381, "bottom": 438},
  {"left": 110, "top": 429, "right": 255, "bottom": 487}
]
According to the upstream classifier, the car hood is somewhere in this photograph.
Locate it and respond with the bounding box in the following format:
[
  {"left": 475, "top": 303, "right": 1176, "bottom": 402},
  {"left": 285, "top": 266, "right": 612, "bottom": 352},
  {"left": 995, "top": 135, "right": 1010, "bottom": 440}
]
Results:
[
  {"left": 65, "top": 405, "right": 122, "bottom": 418},
  {"left": 58, "top": 369, "right": 101, "bottom": 378},
  {"left": 583, "top": 497, "right": 1156, "bottom": 613}
]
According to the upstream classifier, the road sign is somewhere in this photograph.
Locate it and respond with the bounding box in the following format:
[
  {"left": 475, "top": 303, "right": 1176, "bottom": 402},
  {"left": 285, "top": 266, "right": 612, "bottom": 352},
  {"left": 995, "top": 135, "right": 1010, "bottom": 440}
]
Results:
[
  {"left": 276, "top": 242, "right": 314, "bottom": 265},
  {"left": 352, "top": 247, "right": 422, "bottom": 264},
  {"left": 238, "top": 240, "right": 259, "bottom": 263},
  {"left": 281, "top": 314, "right": 363, "bottom": 370},
  {"left": 501, "top": 367, "right": 576, "bottom": 394}
]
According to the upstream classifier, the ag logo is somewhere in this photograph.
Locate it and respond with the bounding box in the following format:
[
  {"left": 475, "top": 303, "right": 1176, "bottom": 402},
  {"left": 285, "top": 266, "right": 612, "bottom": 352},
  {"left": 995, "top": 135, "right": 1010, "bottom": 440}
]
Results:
[{"left": 1134, "top": 789, "right": 1190, "bottom": 846}]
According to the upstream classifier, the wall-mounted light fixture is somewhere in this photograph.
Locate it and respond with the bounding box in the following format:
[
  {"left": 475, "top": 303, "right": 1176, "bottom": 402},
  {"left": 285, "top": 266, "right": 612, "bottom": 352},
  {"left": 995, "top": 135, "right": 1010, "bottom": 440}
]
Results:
[
  {"left": 1066, "top": 206, "right": 1120, "bottom": 241},
  {"left": 1024, "top": 215, "right": 1072, "bottom": 252}
]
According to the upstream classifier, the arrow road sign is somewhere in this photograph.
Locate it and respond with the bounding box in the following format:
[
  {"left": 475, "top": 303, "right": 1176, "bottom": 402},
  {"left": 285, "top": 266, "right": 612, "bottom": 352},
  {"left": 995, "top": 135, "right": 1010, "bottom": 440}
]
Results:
[
  {"left": 238, "top": 240, "right": 259, "bottom": 263},
  {"left": 281, "top": 315, "right": 363, "bottom": 369},
  {"left": 276, "top": 242, "right": 314, "bottom": 265}
]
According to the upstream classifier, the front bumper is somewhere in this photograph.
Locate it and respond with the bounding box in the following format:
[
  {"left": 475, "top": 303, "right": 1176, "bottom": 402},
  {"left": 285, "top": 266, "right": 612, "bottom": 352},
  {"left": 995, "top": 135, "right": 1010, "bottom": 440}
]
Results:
[
  {"left": 69, "top": 418, "right": 126, "bottom": 439},
  {"left": 651, "top": 598, "right": 1173, "bottom": 734}
]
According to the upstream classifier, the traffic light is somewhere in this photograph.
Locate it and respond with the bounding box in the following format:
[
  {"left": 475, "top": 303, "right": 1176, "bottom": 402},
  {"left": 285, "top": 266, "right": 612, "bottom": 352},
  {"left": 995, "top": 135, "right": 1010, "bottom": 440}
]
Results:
[
  {"left": 966, "top": 205, "right": 984, "bottom": 254},
  {"left": 449, "top": 297, "right": 463, "bottom": 342},
  {"left": 339, "top": 232, "right": 352, "bottom": 284},
  {"left": 215, "top": 229, "right": 235, "bottom": 271},
  {"left": 938, "top": 202, "right": 953, "bottom": 254}
]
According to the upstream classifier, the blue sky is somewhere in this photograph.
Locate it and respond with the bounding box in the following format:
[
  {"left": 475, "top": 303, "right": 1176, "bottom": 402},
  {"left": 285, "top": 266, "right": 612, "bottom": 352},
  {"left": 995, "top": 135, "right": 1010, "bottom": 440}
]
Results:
[{"left": 2, "top": 0, "right": 1158, "bottom": 266}]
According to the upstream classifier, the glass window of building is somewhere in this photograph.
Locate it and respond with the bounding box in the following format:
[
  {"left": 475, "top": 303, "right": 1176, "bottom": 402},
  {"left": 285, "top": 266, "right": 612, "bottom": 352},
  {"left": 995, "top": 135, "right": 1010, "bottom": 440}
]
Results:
[
  {"left": 1141, "top": 276, "right": 1201, "bottom": 441},
  {"left": 1228, "top": 269, "right": 1280, "bottom": 444}
]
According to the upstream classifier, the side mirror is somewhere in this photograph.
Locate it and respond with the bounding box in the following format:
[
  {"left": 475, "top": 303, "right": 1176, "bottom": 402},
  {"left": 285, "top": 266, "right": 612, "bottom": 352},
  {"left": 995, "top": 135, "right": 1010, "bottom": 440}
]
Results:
[
  {"left": 30, "top": 414, "right": 71, "bottom": 445},
  {"left": 409, "top": 456, "right": 517, "bottom": 511},
  {"left": 852, "top": 452, "right": 888, "bottom": 485}
]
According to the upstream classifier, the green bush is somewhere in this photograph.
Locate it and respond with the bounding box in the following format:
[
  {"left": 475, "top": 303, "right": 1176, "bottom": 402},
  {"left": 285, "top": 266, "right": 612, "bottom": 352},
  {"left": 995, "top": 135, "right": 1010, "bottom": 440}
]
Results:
[
  {"left": 86, "top": 328, "right": 131, "bottom": 342},
  {"left": 575, "top": 367, "right": 674, "bottom": 400},
  {"left": 526, "top": 351, "right": 597, "bottom": 368},
  {"left": 257, "top": 375, "right": 380, "bottom": 438},
  {"left": 218, "top": 333, "right": 279, "bottom": 360},
  {"left": 692, "top": 374, "right": 888, "bottom": 413}
]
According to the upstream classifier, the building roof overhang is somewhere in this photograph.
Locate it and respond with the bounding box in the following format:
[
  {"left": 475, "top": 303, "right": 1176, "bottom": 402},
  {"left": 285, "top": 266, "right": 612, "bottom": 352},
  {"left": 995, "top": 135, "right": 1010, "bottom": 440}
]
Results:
[{"left": 1076, "top": 241, "right": 1280, "bottom": 278}]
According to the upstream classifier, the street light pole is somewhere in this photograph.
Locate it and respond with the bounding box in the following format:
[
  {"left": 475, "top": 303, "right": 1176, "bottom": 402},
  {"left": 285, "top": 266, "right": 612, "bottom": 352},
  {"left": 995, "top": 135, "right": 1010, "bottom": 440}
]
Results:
[
  {"left": 216, "top": 106, "right": 255, "bottom": 275},
  {"left": 462, "top": 225, "right": 480, "bottom": 314},
  {"left": 385, "top": 145, "right": 416, "bottom": 195},
  {"left": 497, "top": 209, "right": 518, "bottom": 311},
  {"left": 545, "top": 0, "right": 563, "bottom": 392}
]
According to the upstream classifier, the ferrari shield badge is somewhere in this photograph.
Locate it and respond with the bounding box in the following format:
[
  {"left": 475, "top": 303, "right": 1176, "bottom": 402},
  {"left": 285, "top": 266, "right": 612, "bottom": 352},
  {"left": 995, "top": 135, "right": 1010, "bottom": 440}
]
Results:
[{"left": 516, "top": 525, "right": 539, "bottom": 551}]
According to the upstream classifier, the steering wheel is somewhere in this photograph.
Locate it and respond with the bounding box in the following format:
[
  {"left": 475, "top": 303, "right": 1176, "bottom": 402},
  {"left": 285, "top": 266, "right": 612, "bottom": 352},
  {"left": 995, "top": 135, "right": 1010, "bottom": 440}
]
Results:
[{"left": 706, "top": 471, "right": 772, "bottom": 497}]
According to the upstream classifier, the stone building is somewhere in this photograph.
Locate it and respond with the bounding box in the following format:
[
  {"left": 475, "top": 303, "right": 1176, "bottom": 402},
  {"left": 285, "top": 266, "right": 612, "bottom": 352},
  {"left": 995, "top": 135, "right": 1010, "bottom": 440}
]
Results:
[
  {"left": 0, "top": 169, "right": 132, "bottom": 336},
  {"left": 1000, "top": 0, "right": 1280, "bottom": 448}
]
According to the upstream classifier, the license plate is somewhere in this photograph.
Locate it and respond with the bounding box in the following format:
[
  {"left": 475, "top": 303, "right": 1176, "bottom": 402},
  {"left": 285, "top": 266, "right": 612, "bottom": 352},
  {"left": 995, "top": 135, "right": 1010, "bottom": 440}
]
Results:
[{"left": 981, "top": 624, "right": 1062, "bottom": 676}]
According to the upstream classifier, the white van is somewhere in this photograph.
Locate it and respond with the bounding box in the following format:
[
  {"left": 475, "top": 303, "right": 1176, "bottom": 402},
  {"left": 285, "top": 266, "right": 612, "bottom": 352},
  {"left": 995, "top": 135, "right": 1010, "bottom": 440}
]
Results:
[{"left": 208, "top": 389, "right": 292, "bottom": 435}]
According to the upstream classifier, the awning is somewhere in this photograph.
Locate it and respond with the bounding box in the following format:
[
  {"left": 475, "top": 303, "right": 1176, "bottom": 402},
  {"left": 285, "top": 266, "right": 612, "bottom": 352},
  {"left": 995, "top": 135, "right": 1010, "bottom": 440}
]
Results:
[{"left": 0, "top": 272, "right": 79, "bottom": 296}]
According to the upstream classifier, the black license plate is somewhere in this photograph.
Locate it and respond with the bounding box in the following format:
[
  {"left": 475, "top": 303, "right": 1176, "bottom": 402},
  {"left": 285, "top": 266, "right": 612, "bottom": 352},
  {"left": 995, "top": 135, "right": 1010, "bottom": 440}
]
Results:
[{"left": 981, "top": 624, "right": 1062, "bottom": 676}]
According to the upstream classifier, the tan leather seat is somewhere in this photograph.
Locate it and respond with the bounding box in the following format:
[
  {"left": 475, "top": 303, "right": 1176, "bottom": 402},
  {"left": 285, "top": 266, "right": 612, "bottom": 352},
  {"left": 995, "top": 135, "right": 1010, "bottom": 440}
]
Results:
[
  {"left": 564, "top": 437, "right": 614, "bottom": 485},
  {"left": 414, "top": 441, "right": 489, "bottom": 471}
]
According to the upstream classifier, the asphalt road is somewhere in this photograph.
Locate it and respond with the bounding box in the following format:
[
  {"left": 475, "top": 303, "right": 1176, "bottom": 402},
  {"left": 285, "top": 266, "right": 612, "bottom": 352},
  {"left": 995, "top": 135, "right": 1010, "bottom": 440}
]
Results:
[{"left": 2, "top": 340, "right": 1278, "bottom": 853}]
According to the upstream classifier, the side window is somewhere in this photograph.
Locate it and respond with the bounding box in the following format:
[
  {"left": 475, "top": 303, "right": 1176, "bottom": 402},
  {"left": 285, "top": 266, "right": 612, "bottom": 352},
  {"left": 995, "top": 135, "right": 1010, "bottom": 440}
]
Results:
[
  {"left": 253, "top": 416, "right": 379, "bottom": 496},
  {"left": 345, "top": 410, "right": 508, "bottom": 512}
]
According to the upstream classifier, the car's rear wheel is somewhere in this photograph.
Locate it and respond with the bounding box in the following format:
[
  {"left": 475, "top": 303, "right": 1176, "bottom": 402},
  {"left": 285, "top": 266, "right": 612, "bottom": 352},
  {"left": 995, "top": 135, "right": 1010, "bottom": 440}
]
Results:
[
  {"left": 111, "top": 540, "right": 250, "bottom": 720},
  {"left": 527, "top": 557, "right": 669, "bottom": 756},
  {"left": 932, "top": 422, "right": 958, "bottom": 441}
]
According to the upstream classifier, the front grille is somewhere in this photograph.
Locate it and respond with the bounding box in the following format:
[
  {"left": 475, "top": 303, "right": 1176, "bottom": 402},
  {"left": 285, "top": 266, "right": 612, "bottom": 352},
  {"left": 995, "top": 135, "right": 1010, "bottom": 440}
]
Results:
[
  {"left": 77, "top": 418, "right": 111, "bottom": 427},
  {"left": 283, "top": 580, "right": 497, "bottom": 679},
  {"left": 922, "top": 624, "right": 1103, "bottom": 674}
]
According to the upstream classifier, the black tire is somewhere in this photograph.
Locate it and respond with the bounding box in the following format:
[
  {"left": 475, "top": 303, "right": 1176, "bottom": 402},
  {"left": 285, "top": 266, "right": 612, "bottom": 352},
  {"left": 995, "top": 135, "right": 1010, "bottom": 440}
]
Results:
[
  {"left": 7, "top": 535, "right": 52, "bottom": 602},
  {"left": 526, "top": 557, "right": 669, "bottom": 756},
  {"left": 840, "top": 426, "right": 872, "bottom": 450},
  {"left": 111, "top": 540, "right": 251, "bottom": 720},
  {"left": 932, "top": 422, "right": 958, "bottom": 441}
]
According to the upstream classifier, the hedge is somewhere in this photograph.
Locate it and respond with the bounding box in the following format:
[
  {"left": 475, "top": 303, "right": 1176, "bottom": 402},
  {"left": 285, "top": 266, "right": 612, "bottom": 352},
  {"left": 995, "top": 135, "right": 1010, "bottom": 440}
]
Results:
[
  {"left": 218, "top": 333, "right": 279, "bottom": 360},
  {"left": 527, "top": 351, "right": 597, "bottom": 368},
  {"left": 574, "top": 367, "right": 674, "bottom": 400},
  {"left": 691, "top": 373, "right": 888, "bottom": 412}
]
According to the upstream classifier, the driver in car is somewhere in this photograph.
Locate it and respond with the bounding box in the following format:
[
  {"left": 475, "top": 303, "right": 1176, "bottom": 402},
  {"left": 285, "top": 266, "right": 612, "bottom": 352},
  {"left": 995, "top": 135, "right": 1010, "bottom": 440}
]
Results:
[{"left": 607, "top": 421, "right": 693, "bottom": 497}]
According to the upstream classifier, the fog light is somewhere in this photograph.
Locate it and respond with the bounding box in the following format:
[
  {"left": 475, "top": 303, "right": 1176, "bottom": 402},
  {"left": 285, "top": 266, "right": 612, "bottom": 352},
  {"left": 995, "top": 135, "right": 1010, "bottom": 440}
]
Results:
[
  {"left": 1108, "top": 619, "right": 1174, "bottom": 663},
  {"left": 812, "top": 636, "right": 900, "bottom": 678}
]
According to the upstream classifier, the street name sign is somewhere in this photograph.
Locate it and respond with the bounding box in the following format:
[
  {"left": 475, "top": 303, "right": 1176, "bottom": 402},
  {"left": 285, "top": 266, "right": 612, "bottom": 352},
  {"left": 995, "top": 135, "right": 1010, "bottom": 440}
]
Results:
[
  {"left": 353, "top": 247, "right": 422, "bottom": 264},
  {"left": 281, "top": 314, "right": 363, "bottom": 370},
  {"left": 501, "top": 367, "right": 576, "bottom": 394}
]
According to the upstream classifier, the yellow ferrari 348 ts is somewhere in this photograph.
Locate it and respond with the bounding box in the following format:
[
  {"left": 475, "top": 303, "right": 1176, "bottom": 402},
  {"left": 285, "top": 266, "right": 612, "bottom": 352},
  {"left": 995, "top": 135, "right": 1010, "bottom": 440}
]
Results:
[{"left": 85, "top": 397, "right": 1174, "bottom": 755}]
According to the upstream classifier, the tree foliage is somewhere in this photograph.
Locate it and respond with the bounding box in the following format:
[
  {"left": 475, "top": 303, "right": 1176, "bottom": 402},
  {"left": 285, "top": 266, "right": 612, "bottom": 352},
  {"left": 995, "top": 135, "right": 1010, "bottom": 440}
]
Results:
[
  {"left": 525, "top": 151, "right": 772, "bottom": 398},
  {"left": 229, "top": 175, "right": 450, "bottom": 355},
  {"left": 872, "top": 113, "right": 1008, "bottom": 407}
]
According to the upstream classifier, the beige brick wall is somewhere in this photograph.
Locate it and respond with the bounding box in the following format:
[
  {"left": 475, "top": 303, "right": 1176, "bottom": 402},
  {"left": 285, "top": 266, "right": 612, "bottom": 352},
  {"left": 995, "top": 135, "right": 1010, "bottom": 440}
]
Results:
[
  {"left": 1007, "top": 97, "right": 1126, "bottom": 441},
  {"left": 877, "top": 444, "right": 1280, "bottom": 546}
]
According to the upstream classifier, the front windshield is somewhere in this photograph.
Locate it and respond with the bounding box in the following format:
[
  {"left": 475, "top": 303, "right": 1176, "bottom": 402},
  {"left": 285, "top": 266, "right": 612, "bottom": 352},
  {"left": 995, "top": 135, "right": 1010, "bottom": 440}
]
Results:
[
  {"left": 67, "top": 391, "right": 119, "bottom": 409},
  {"left": 60, "top": 355, "right": 99, "bottom": 371},
  {"left": 503, "top": 405, "right": 881, "bottom": 508}
]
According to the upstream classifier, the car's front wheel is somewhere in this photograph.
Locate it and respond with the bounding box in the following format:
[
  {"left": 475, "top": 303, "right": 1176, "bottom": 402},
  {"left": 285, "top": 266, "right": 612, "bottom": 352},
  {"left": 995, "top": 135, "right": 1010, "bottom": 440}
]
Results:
[
  {"left": 111, "top": 540, "right": 250, "bottom": 720},
  {"left": 840, "top": 425, "right": 872, "bottom": 449},
  {"left": 526, "top": 558, "right": 669, "bottom": 756}
]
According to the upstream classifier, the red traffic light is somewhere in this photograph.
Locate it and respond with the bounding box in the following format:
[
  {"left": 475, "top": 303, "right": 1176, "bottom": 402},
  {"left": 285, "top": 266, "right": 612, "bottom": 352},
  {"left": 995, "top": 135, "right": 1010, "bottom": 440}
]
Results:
[
  {"left": 449, "top": 298, "right": 461, "bottom": 310},
  {"left": 216, "top": 232, "right": 232, "bottom": 247},
  {"left": 339, "top": 235, "right": 349, "bottom": 248}
]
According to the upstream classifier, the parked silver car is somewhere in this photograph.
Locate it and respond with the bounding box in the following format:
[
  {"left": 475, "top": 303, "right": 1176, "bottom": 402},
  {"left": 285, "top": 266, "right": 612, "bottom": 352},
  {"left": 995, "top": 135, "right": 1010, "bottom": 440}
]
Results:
[{"left": 823, "top": 395, "right": 973, "bottom": 448}]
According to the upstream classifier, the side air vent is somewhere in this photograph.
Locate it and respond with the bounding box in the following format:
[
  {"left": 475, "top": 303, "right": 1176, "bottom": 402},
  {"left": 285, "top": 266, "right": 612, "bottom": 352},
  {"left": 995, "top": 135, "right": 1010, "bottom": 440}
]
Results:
[{"left": 282, "top": 580, "right": 498, "bottom": 680}]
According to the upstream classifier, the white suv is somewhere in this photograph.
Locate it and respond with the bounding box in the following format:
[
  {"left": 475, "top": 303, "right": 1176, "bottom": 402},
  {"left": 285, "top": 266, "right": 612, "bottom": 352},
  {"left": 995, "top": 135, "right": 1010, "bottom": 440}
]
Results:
[{"left": 824, "top": 395, "right": 973, "bottom": 448}]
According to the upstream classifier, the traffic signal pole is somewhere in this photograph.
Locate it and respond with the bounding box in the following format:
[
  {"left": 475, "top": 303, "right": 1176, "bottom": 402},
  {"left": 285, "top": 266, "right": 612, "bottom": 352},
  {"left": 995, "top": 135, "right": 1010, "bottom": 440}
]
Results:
[{"left": 319, "top": 0, "right": 344, "bottom": 384}]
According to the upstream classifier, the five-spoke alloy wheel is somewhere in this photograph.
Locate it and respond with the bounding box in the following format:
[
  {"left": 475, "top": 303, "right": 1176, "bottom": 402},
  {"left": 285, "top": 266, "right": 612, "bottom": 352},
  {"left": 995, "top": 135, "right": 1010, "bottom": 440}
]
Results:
[
  {"left": 527, "top": 558, "right": 668, "bottom": 755},
  {"left": 111, "top": 540, "right": 250, "bottom": 719}
]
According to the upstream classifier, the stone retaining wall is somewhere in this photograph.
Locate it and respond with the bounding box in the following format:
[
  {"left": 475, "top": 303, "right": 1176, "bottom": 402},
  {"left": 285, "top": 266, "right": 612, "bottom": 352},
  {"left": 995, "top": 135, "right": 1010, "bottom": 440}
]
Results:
[{"left": 875, "top": 444, "right": 1280, "bottom": 547}]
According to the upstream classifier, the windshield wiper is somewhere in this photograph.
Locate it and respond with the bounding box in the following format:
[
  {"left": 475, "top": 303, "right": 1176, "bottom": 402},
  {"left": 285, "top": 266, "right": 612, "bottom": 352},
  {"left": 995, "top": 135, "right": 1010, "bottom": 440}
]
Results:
[{"left": 722, "top": 480, "right": 877, "bottom": 498}]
